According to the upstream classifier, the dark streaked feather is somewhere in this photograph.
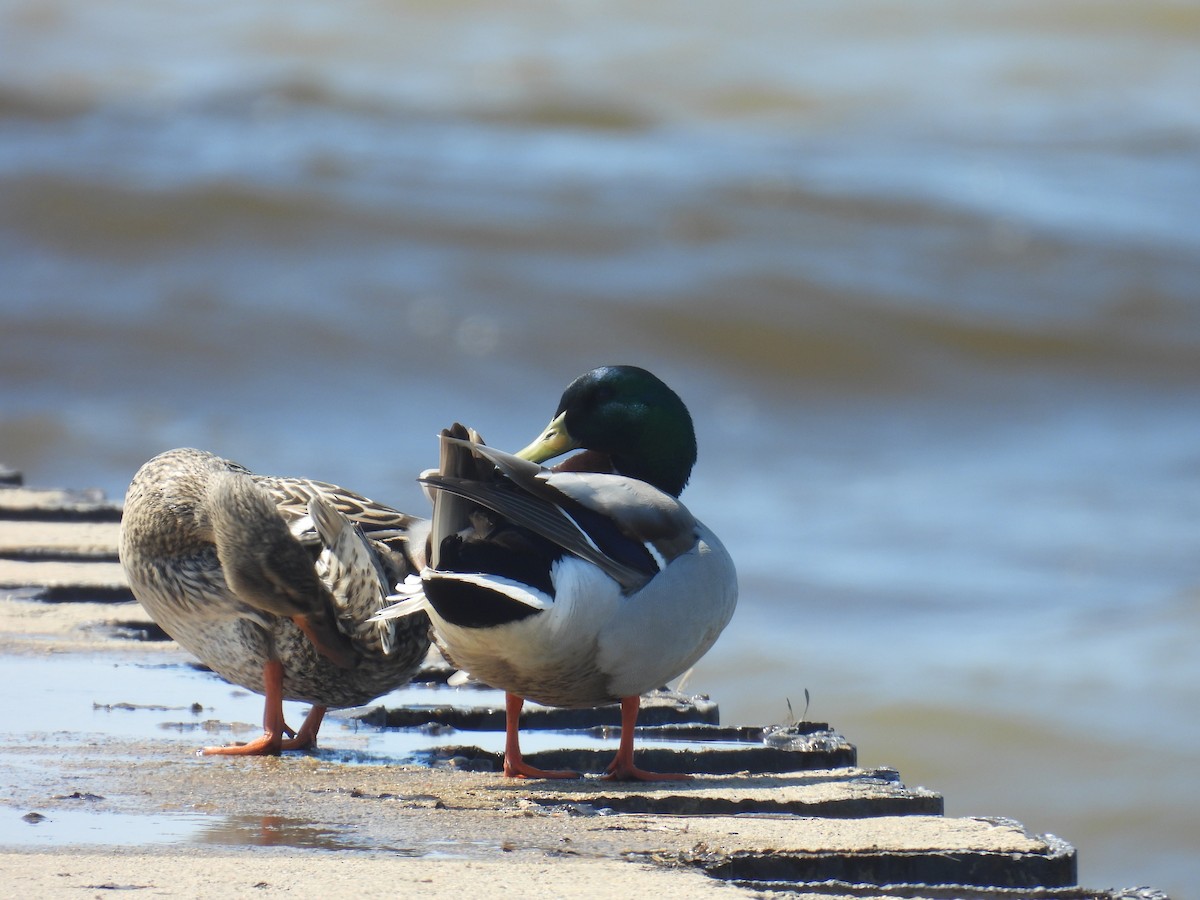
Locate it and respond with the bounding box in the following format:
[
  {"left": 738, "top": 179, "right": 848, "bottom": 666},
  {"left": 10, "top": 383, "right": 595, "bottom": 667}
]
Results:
[
  {"left": 254, "top": 473, "right": 424, "bottom": 534},
  {"left": 421, "top": 575, "right": 542, "bottom": 629},
  {"left": 428, "top": 424, "right": 487, "bottom": 570},
  {"left": 308, "top": 496, "right": 398, "bottom": 654},
  {"left": 436, "top": 522, "right": 558, "bottom": 596},
  {"left": 424, "top": 434, "right": 702, "bottom": 589},
  {"left": 460, "top": 439, "right": 697, "bottom": 556},
  {"left": 421, "top": 472, "right": 654, "bottom": 592}
]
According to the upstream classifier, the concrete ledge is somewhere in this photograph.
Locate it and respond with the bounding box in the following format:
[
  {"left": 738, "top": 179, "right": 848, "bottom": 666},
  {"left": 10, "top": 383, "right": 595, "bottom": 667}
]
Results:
[
  {"left": 353, "top": 690, "right": 721, "bottom": 730},
  {"left": 671, "top": 815, "right": 1076, "bottom": 889},
  {"left": 727, "top": 882, "right": 1160, "bottom": 900},
  {"left": 0, "top": 559, "right": 131, "bottom": 601},
  {"left": 0, "top": 520, "right": 121, "bottom": 562},
  {"left": 0, "top": 489, "right": 128, "bottom": 599},
  {"left": 0, "top": 487, "right": 122, "bottom": 522},
  {"left": 422, "top": 740, "right": 857, "bottom": 775},
  {"left": 529, "top": 770, "right": 943, "bottom": 817}
]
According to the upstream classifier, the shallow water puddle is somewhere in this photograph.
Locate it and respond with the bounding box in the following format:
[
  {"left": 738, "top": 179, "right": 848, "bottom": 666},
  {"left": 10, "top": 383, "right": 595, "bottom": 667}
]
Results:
[
  {"left": 191, "top": 815, "right": 422, "bottom": 853},
  {"left": 2, "top": 809, "right": 208, "bottom": 847},
  {"left": 0, "top": 653, "right": 735, "bottom": 762},
  {"left": 1, "top": 809, "right": 431, "bottom": 852},
  {"left": 0, "top": 652, "right": 672, "bottom": 853},
  {"left": 0, "top": 654, "right": 270, "bottom": 743}
]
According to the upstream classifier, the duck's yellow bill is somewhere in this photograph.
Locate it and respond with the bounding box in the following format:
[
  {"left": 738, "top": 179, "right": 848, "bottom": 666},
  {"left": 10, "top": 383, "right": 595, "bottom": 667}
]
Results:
[{"left": 515, "top": 411, "right": 578, "bottom": 463}]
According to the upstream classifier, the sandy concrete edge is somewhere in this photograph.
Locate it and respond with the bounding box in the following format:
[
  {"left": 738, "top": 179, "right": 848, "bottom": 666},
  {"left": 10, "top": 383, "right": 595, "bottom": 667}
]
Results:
[{"left": 0, "top": 849, "right": 745, "bottom": 899}]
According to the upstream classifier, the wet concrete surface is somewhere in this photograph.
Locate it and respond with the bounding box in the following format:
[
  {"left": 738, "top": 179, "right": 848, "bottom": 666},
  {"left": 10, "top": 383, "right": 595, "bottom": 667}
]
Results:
[
  {"left": 1, "top": 599, "right": 1160, "bottom": 900},
  {"left": 0, "top": 482, "right": 1170, "bottom": 899}
]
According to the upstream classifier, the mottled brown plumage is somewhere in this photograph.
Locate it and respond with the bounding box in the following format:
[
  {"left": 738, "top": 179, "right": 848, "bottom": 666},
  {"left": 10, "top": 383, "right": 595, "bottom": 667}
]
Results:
[{"left": 120, "top": 447, "right": 430, "bottom": 754}]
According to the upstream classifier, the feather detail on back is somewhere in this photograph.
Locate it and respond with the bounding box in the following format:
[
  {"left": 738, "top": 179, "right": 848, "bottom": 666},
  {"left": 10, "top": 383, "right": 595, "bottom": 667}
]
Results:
[
  {"left": 373, "top": 573, "right": 433, "bottom": 621},
  {"left": 420, "top": 434, "right": 698, "bottom": 594},
  {"left": 308, "top": 496, "right": 396, "bottom": 655},
  {"left": 255, "top": 473, "right": 426, "bottom": 538}
]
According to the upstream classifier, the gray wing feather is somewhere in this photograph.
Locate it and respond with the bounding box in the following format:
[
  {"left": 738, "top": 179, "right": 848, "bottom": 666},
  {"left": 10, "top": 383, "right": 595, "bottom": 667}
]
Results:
[
  {"left": 421, "top": 472, "right": 651, "bottom": 592},
  {"left": 422, "top": 433, "right": 699, "bottom": 592}
]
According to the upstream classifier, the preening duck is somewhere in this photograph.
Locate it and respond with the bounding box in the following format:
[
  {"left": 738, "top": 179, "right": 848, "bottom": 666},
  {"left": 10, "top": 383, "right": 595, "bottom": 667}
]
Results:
[
  {"left": 380, "top": 366, "right": 738, "bottom": 780},
  {"left": 120, "top": 448, "right": 431, "bottom": 755}
]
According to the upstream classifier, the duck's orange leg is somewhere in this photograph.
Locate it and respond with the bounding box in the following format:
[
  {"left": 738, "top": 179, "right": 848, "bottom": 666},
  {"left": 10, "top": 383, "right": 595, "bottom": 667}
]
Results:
[
  {"left": 502, "top": 693, "right": 578, "bottom": 779},
  {"left": 602, "top": 695, "right": 688, "bottom": 781},
  {"left": 203, "top": 659, "right": 314, "bottom": 756},
  {"left": 280, "top": 704, "right": 326, "bottom": 751}
]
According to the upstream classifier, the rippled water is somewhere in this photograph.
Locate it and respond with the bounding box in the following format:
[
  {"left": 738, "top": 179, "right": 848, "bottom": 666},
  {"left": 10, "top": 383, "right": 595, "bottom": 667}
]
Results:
[{"left": 1, "top": 1, "right": 1198, "bottom": 894}]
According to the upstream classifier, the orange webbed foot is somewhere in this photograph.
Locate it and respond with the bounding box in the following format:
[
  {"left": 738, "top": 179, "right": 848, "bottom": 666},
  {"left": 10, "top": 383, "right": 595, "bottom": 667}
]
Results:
[
  {"left": 201, "top": 731, "right": 285, "bottom": 756},
  {"left": 503, "top": 758, "right": 580, "bottom": 779},
  {"left": 502, "top": 693, "right": 580, "bottom": 779},
  {"left": 598, "top": 694, "right": 690, "bottom": 781},
  {"left": 601, "top": 760, "right": 689, "bottom": 782},
  {"left": 199, "top": 666, "right": 326, "bottom": 756}
]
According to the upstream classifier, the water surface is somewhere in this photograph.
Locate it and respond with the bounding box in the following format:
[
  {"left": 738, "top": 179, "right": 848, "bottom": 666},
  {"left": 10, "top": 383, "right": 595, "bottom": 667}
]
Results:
[{"left": 1, "top": 2, "right": 1198, "bottom": 893}]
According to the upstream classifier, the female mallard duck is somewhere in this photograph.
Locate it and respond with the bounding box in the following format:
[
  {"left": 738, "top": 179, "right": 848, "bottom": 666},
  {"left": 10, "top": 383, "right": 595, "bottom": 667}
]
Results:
[
  {"left": 120, "top": 448, "right": 431, "bottom": 755},
  {"left": 381, "top": 366, "right": 737, "bottom": 780}
]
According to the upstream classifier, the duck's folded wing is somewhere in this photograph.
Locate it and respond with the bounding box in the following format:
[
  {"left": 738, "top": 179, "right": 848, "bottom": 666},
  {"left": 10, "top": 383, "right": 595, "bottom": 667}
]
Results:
[
  {"left": 464, "top": 438, "right": 698, "bottom": 556},
  {"left": 427, "top": 424, "right": 488, "bottom": 570},
  {"left": 308, "top": 495, "right": 399, "bottom": 652},
  {"left": 208, "top": 472, "right": 356, "bottom": 668},
  {"left": 421, "top": 436, "right": 698, "bottom": 593},
  {"left": 256, "top": 474, "right": 423, "bottom": 535}
]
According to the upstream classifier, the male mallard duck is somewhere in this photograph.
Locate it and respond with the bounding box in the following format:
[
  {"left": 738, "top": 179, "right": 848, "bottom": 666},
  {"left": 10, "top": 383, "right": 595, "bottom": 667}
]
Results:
[
  {"left": 380, "top": 366, "right": 737, "bottom": 780},
  {"left": 120, "top": 448, "right": 431, "bottom": 755}
]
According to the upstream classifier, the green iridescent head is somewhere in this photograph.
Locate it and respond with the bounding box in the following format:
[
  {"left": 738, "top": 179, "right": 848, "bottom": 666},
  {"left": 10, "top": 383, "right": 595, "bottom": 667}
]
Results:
[{"left": 516, "top": 365, "right": 697, "bottom": 497}]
